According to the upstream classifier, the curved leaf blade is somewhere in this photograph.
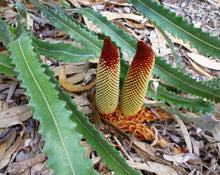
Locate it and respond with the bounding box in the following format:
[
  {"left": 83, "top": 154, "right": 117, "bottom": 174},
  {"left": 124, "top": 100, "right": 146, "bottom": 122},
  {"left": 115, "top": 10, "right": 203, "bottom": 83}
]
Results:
[
  {"left": 0, "top": 53, "right": 17, "bottom": 76},
  {"left": 32, "top": 38, "right": 95, "bottom": 62},
  {"left": 153, "top": 58, "right": 220, "bottom": 103},
  {"left": 128, "top": 0, "right": 220, "bottom": 58},
  {"left": 205, "top": 78, "right": 220, "bottom": 88},
  {"left": 32, "top": 0, "right": 103, "bottom": 56},
  {"left": 8, "top": 31, "right": 96, "bottom": 175},
  {"left": 0, "top": 18, "right": 13, "bottom": 47},
  {"left": 147, "top": 81, "right": 216, "bottom": 114},
  {"left": 16, "top": 0, "right": 27, "bottom": 16}
]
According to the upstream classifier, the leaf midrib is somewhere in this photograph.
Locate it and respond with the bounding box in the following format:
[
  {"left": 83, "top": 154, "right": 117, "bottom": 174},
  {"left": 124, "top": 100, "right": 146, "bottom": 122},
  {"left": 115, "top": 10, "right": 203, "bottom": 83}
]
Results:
[
  {"left": 135, "top": 0, "right": 220, "bottom": 51},
  {"left": 0, "top": 63, "right": 14, "bottom": 69},
  {"left": 35, "top": 44, "right": 94, "bottom": 57},
  {"left": 155, "top": 63, "right": 220, "bottom": 99},
  {"left": 18, "top": 39, "right": 76, "bottom": 175},
  {"left": 39, "top": 3, "right": 101, "bottom": 53},
  {"left": 157, "top": 87, "right": 212, "bottom": 110}
]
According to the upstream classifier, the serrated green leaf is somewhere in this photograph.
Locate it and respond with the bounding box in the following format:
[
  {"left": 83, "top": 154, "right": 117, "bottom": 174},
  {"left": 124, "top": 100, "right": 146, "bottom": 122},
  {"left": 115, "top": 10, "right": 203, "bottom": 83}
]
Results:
[
  {"left": 0, "top": 53, "right": 17, "bottom": 76},
  {"left": 153, "top": 58, "right": 220, "bottom": 103},
  {"left": 127, "top": 0, "right": 220, "bottom": 58},
  {"left": 44, "top": 2, "right": 76, "bottom": 21},
  {"left": 32, "top": 37, "right": 95, "bottom": 62},
  {"left": 8, "top": 31, "right": 96, "bottom": 175},
  {"left": 59, "top": 0, "right": 70, "bottom": 8},
  {"left": 32, "top": 0, "right": 103, "bottom": 56},
  {"left": 42, "top": 64, "right": 141, "bottom": 175},
  {"left": 0, "top": 18, "right": 13, "bottom": 47},
  {"left": 147, "top": 81, "right": 216, "bottom": 114},
  {"left": 205, "top": 78, "right": 220, "bottom": 88},
  {"left": 74, "top": 8, "right": 137, "bottom": 57}
]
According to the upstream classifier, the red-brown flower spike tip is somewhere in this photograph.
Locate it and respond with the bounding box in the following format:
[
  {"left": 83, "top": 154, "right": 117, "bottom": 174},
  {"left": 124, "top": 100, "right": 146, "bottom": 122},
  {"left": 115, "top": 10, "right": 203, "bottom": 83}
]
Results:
[
  {"left": 120, "top": 41, "right": 155, "bottom": 117},
  {"left": 96, "top": 38, "right": 120, "bottom": 115}
]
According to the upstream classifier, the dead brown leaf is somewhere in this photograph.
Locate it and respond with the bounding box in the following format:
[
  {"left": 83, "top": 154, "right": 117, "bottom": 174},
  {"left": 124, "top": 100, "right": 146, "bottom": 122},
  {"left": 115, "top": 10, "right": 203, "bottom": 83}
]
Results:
[
  {"left": 127, "top": 160, "right": 179, "bottom": 175},
  {"left": 51, "top": 63, "right": 89, "bottom": 76},
  {"left": 7, "top": 154, "right": 47, "bottom": 174},
  {"left": 0, "top": 105, "right": 32, "bottom": 128},
  {"left": 0, "top": 131, "right": 16, "bottom": 161},
  {"left": 188, "top": 53, "right": 220, "bottom": 71},
  {"left": 188, "top": 58, "right": 214, "bottom": 78},
  {"left": 59, "top": 64, "right": 96, "bottom": 92},
  {"left": 163, "top": 153, "right": 200, "bottom": 166},
  {"left": 0, "top": 134, "right": 20, "bottom": 169}
]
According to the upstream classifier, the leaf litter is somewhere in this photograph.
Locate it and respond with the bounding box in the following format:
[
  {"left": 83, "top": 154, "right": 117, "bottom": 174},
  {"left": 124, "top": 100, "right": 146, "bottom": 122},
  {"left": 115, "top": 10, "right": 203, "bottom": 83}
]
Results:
[{"left": 0, "top": 0, "right": 220, "bottom": 174}]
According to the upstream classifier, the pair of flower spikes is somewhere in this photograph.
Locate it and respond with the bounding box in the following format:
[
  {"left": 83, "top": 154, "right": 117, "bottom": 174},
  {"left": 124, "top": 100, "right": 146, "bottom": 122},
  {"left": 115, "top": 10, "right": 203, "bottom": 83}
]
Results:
[{"left": 96, "top": 38, "right": 155, "bottom": 117}]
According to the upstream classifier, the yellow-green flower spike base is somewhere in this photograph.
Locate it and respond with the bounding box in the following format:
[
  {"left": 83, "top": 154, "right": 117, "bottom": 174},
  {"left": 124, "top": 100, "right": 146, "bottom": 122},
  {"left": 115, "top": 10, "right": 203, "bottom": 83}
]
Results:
[
  {"left": 96, "top": 38, "right": 120, "bottom": 115},
  {"left": 120, "top": 41, "right": 155, "bottom": 117}
]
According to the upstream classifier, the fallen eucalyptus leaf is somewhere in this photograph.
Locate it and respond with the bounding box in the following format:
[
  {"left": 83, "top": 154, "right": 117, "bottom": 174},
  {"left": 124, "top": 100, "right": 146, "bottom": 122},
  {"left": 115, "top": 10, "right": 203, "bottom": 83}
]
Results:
[
  {"left": 101, "top": 11, "right": 144, "bottom": 22},
  {"left": 59, "top": 64, "right": 96, "bottom": 92},
  {"left": 188, "top": 58, "right": 213, "bottom": 78},
  {"left": 7, "top": 154, "right": 47, "bottom": 174},
  {"left": 0, "top": 131, "right": 16, "bottom": 161},
  {"left": 172, "top": 114, "right": 192, "bottom": 153},
  {"left": 163, "top": 153, "right": 200, "bottom": 166},
  {"left": 188, "top": 53, "right": 220, "bottom": 70},
  {"left": 213, "top": 125, "right": 220, "bottom": 151},
  {"left": 0, "top": 105, "right": 32, "bottom": 128},
  {"left": 127, "top": 160, "right": 179, "bottom": 175},
  {"left": 0, "top": 135, "right": 19, "bottom": 169},
  {"left": 51, "top": 63, "right": 89, "bottom": 76}
]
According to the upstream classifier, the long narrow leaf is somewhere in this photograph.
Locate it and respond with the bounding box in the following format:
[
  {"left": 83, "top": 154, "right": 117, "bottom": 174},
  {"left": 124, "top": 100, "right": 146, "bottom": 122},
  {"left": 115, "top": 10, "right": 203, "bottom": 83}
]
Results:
[
  {"left": 42, "top": 64, "right": 141, "bottom": 175},
  {"left": 32, "top": 0, "right": 103, "bottom": 56},
  {"left": 16, "top": 0, "right": 27, "bottom": 16},
  {"left": 153, "top": 58, "right": 220, "bottom": 103},
  {"left": 205, "top": 78, "right": 220, "bottom": 88},
  {"left": 127, "top": 0, "right": 220, "bottom": 58},
  {"left": 0, "top": 18, "right": 13, "bottom": 47},
  {"left": 147, "top": 81, "right": 216, "bottom": 114},
  {"left": 8, "top": 31, "right": 96, "bottom": 175},
  {"left": 32, "top": 38, "right": 95, "bottom": 62},
  {"left": 45, "top": 1, "right": 82, "bottom": 26},
  {"left": 0, "top": 53, "right": 17, "bottom": 76}
]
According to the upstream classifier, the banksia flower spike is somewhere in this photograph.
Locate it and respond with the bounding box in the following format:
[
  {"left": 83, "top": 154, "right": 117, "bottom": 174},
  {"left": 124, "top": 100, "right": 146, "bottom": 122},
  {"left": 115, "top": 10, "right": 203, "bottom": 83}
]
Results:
[
  {"left": 96, "top": 38, "right": 120, "bottom": 115},
  {"left": 120, "top": 41, "right": 155, "bottom": 117}
]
